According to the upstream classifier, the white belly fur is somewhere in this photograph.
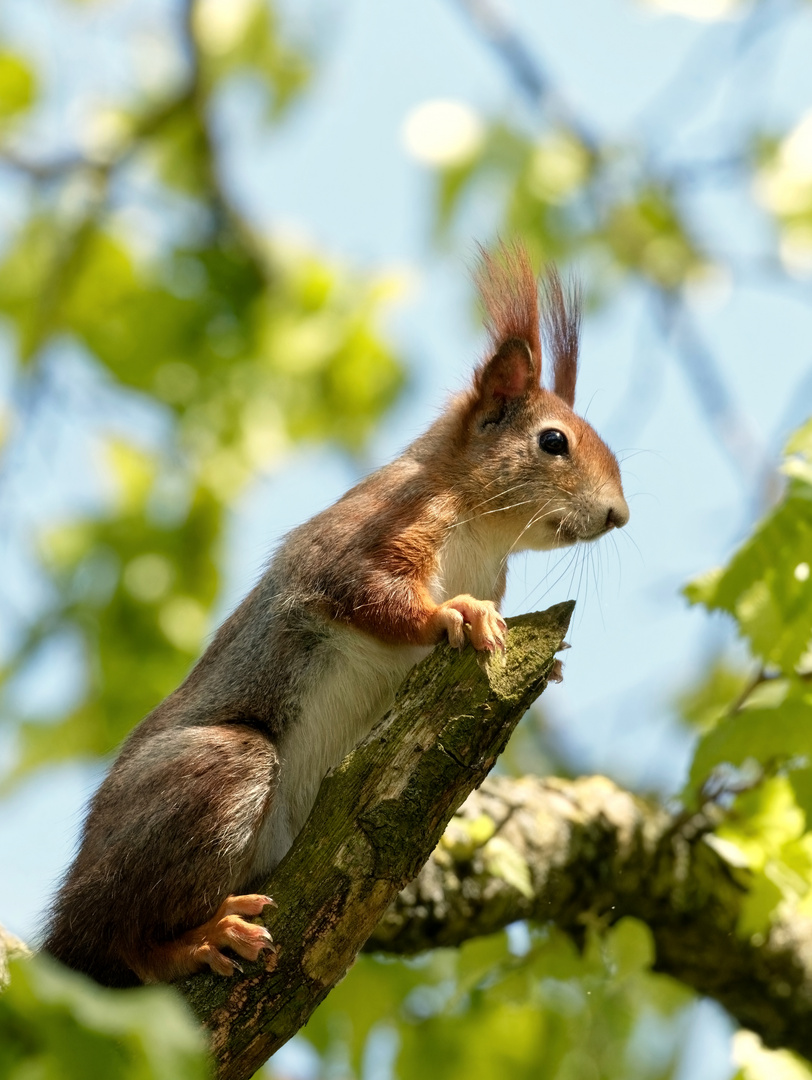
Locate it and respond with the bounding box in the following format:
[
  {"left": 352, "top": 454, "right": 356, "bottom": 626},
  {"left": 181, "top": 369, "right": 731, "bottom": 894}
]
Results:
[
  {"left": 252, "top": 517, "right": 510, "bottom": 875},
  {"left": 254, "top": 630, "right": 429, "bottom": 872}
]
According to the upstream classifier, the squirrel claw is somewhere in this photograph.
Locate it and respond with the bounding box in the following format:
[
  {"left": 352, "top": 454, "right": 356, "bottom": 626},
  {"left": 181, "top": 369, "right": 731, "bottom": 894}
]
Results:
[
  {"left": 190, "top": 894, "right": 278, "bottom": 977},
  {"left": 435, "top": 595, "right": 507, "bottom": 653}
]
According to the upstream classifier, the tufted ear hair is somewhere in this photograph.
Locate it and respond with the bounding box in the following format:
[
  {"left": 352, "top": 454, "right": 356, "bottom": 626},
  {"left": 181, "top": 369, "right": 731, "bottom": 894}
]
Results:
[
  {"left": 470, "top": 241, "right": 542, "bottom": 416},
  {"left": 541, "top": 265, "right": 581, "bottom": 408}
]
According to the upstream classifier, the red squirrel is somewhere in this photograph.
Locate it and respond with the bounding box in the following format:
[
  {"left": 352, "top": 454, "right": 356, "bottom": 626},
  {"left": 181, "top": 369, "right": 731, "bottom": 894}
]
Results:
[{"left": 43, "top": 242, "right": 628, "bottom": 986}]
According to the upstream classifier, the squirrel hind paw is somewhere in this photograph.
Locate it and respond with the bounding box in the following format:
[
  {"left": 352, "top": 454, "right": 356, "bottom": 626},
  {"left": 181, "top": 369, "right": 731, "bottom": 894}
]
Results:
[
  {"left": 187, "top": 910, "right": 275, "bottom": 977},
  {"left": 203, "top": 894, "right": 275, "bottom": 971},
  {"left": 134, "top": 893, "right": 276, "bottom": 982}
]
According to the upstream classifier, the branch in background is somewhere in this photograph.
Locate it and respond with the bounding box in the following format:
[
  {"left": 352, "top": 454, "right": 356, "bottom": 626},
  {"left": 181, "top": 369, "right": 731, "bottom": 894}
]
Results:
[
  {"left": 178, "top": 605, "right": 572, "bottom": 1080},
  {"left": 369, "top": 773, "right": 812, "bottom": 1061},
  {"left": 450, "top": 0, "right": 597, "bottom": 150},
  {"left": 654, "top": 290, "right": 771, "bottom": 487}
]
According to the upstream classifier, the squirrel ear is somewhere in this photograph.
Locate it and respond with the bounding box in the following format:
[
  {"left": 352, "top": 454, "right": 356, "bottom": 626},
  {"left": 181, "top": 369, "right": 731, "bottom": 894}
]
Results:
[{"left": 475, "top": 337, "right": 538, "bottom": 408}]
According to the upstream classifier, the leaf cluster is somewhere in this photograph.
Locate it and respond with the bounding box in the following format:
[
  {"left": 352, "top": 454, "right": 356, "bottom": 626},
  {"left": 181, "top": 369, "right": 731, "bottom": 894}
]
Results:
[
  {"left": 299, "top": 922, "right": 690, "bottom": 1080},
  {"left": 681, "top": 421, "right": 812, "bottom": 951}
]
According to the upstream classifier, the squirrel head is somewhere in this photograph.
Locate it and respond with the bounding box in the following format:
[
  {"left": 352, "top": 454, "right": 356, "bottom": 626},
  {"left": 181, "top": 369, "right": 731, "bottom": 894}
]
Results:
[{"left": 450, "top": 241, "right": 629, "bottom": 552}]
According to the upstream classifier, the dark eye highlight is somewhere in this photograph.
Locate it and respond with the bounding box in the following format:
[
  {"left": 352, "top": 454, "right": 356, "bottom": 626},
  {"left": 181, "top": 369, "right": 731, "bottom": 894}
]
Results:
[{"left": 538, "top": 429, "right": 569, "bottom": 456}]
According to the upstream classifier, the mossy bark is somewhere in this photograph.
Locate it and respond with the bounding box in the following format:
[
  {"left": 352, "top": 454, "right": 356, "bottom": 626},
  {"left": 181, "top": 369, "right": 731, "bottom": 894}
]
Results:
[
  {"left": 179, "top": 602, "right": 573, "bottom": 1080},
  {"left": 370, "top": 774, "right": 812, "bottom": 1061}
]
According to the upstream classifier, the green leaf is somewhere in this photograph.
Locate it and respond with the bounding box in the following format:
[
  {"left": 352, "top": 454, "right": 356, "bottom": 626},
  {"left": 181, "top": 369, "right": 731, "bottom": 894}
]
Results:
[
  {"left": 789, "top": 766, "right": 812, "bottom": 824},
  {"left": 683, "top": 417, "right": 812, "bottom": 675},
  {"left": 688, "top": 699, "right": 812, "bottom": 792},
  {"left": 605, "top": 918, "right": 655, "bottom": 979},
  {"left": 675, "top": 660, "right": 749, "bottom": 733},
  {"left": 304, "top": 953, "right": 424, "bottom": 1067},
  {"left": 685, "top": 487, "right": 812, "bottom": 672},
  {"left": 682, "top": 567, "right": 723, "bottom": 607},
  {"left": 0, "top": 215, "right": 68, "bottom": 359},
  {"left": 714, "top": 777, "right": 805, "bottom": 871},
  {"left": 482, "top": 836, "right": 534, "bottom": 899},
  {"left": 736, "top": 870, "right": 784, "bottom": 939},
  {"left": 702, "top": 778, "right": 811, "bottom": 933},
  {"left": 786, "top": 417, "right": 812, "bottom": 460},
  {"left": 456, "top": 931, "right": 512, "bottom": 993},
  {"left": 0, "top": 956, "right": 207, "bottom": 1080},
  {"left": 603, "top": 184, "right": 705, "bottom": 289},
  {"left": 0, "top": 52, "right": 37, "bottom": 122}
]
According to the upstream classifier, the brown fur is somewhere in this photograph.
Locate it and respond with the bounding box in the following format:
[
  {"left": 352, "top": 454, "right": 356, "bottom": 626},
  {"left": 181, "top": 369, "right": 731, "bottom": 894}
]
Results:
[{"left": 43, "top": 240, "right": 628, "bottom": 987}]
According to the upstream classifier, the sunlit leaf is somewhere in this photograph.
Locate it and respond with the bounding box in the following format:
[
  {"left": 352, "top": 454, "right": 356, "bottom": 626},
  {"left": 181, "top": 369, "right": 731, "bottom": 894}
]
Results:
[
  {"left": 675, "top": 660, "right": 749, "bottom": 733},
  {"left": 685, "top": 436, "right": 812, "bottom": 672},
  {"left": 0, "top": 52, "right": 37, "bottom": 122},
  {"left": 688, "top": 700, "right": 812, "bottom": 793},
  {"left": 732, "top": 1029, "right": 812, "bottom": 1080},
  {"left": 482, "top": 836, "right": 534, "bottom": 898},
  {"left": 714, "top": 777, "right": 805, "bottom": 871}
]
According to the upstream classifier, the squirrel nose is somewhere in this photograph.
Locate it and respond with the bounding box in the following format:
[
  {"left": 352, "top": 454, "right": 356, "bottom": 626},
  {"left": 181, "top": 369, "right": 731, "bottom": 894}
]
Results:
[{"left": 605, "top": 499, "right": 629, "bottom": 531}]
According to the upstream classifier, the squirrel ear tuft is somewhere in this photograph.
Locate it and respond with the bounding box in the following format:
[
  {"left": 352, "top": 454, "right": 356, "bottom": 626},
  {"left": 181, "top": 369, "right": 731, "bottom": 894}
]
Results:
[
  {"left": 475, "top": 337, "right": 537, "bottom": 407},
  {"left": 541, "top": 265, "right": 580, "bottom": 408},
  {"left": 474, "top": 240, "right": 542, "bottom": 380}
]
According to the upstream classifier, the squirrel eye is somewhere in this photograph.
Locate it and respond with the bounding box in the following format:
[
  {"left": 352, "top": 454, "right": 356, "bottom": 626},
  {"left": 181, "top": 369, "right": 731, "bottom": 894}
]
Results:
[{"left": 538, "top": 429, "right": 569, "bottom": 456}]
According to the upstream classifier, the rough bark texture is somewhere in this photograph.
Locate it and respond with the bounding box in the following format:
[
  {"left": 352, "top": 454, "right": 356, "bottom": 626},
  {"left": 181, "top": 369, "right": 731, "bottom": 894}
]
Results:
[
  {"left": 369, "top": 774, "right": 812, "bottom": 1061},
  {"left": 179, "top": 603, "right": 573, "bottom": 1080}
]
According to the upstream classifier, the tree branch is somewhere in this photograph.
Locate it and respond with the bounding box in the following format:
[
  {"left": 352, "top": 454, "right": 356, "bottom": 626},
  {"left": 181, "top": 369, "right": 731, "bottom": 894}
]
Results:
[
  {"left": 178, "top": 603, "right": 574, "bottom": 1080},
  {"left": 369, "top": 773, "right": 812, "bottom": 1061}
]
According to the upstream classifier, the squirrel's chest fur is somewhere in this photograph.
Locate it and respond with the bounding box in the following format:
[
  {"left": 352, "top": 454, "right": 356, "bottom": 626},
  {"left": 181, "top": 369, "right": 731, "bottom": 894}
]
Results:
[{"left": 252, "top": 518, "right": 508, "bottom": 875}]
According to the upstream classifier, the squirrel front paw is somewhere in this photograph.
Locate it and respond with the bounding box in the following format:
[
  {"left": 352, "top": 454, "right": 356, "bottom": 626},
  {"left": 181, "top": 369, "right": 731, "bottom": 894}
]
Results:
[{"left": 434, "top": 595, "right": 507, "bottom": 652}]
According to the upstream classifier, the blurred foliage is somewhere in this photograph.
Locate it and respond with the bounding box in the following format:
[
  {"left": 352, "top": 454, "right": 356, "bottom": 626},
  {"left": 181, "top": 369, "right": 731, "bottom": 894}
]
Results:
[
  {"left": 0, "top": 52, "right": 36, "bottom": 125},
  {"left": 0, "top": 0, "right": 403, "bottom": 779},
  {"left": 0, "top": 955, "right": 207, "bottom": 1080},
  {"left": 732, "top": 1029, "right": 812, "bottom": 1080},
  {"left": 286, "top": 921, "right": 692, "bottom": 1080},
  {"left": 12, "top": 446, "right": 222, "bottom": 776},
  {"left": 435, "top": 120, "right": 708, "bottom": 293},
  {"left": 1, "top": 0, "right": 812, "bottom": 1079},
  {"left": 681, "top": 421, "right": 812, "bottom": 948}
]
